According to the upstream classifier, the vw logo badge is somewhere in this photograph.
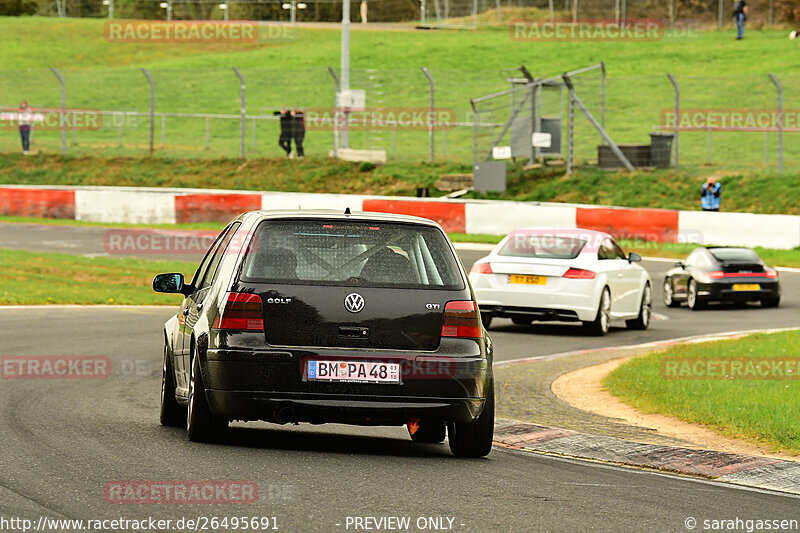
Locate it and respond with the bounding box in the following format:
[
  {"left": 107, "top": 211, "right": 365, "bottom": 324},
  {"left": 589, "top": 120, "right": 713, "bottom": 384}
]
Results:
[{"left": 344, "top": 293, "right": 365, "bottom": 313}]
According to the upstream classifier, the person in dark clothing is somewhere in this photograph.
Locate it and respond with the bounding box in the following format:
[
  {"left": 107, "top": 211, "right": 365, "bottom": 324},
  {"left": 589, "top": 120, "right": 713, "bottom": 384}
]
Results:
[
  {"left": 273, "top": 107, "right": 292, "bottom": 157},
  {"left": 291, "top": 109, "right": 305, "bottom": 159},
  {"left": 18, "top": 100, "right": 32, "bottom": 154},
  {"left": 733, "top": 0, "right": 748, "bottom": 40}
]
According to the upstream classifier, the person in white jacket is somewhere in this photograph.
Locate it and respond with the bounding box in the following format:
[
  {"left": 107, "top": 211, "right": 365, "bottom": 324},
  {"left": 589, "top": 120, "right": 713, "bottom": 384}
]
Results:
[{"left": 18, "top": 101, "right": 32, "bottom": 154}]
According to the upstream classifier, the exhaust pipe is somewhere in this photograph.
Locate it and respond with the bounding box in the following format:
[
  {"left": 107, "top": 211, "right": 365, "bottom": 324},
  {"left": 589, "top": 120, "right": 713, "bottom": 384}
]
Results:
[{"left": 274, "top": 405, "right": 297, "bottom": 425}]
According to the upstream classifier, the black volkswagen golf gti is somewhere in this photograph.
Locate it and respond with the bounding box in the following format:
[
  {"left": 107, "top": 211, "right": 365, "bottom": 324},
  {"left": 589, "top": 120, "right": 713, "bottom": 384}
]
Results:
[{"left": 154, "top": 210, "right": 494, "bottom": 457}]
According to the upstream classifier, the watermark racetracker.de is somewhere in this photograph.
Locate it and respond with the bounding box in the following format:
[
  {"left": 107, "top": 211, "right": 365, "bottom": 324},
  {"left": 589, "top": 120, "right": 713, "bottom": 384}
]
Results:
[
  {"left": 103, "top": 20, "right": 296, "bottom": 44},
  {"left": 509, "top": 19, "right": 701, "bottom": 42},
  {"left": 0, "top": 107, "right": 102, "bottom": 131},
  {"left": 302, "top": 107, "right": 456, "bottom": 131},
  {"left": 661, "top": 108, "right": 800, "bottom": 132},
  {"left": 104, "top": 480, "right": 259, "bottom": 504},
  {"left": 663, "top": 358, "right": 800, "bottom": 380},
  {"left": 1, "top": 356, "right": 154, "bottom": 379}
]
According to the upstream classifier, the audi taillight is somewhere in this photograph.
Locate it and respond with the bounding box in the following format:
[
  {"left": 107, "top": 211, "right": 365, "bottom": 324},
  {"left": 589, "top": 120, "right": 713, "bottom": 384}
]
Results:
[
  {"left": 471, "top": 263, "right": 493, "bottom": 274},
  {"left": 441, "top": 301, "right": 482, "bottom": 338},
  {"left": 766, "top": 269, "right": 779, "bottom": 279},
  {"left": 708, "top": 271, "right": 725, "bottom": 279},
  {"left": 563, "top": 268, "right": 596, "bottom": 280},
  {"left": 212, "top": 292, "right": 264, "bottom": 331}
]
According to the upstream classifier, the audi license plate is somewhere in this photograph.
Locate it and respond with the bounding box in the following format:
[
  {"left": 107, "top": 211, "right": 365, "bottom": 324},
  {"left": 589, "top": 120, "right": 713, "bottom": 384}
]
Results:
[
  {"left": 307, "top": 360, "right": 401, "bottom": 384},
  {"left": 509, "top": 274, "right": 546, "bottom": 285},
  {"left": 733, "top": 284, "right": 760, "bottom": 291}
]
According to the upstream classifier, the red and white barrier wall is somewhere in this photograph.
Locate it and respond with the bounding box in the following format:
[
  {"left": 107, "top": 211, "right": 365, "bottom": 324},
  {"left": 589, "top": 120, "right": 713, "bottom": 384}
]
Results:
[{"left": 2, "top": 185, "right": 799, "bottom": 250}]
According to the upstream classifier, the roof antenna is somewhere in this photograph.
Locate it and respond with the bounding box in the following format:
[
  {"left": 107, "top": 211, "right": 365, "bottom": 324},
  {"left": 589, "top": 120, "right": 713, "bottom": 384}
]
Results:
[{"left": 344, "top": 207, "right": 351, "bottom": 215}]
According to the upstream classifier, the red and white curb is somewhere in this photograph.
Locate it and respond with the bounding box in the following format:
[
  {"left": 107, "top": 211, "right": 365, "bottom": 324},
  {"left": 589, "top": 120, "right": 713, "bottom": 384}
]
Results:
[{"left": 2, "top": 185, "right": 799, "bottom": 250}]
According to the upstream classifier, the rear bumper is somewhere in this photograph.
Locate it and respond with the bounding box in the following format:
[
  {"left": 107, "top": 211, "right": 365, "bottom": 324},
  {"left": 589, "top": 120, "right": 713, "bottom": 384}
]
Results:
[
  {"left": 479, "top": 304, "right": 581, "bottom": 322},
  {"left": 697, "top": 280, "right": 781, "bottom": 302},
  {"left": 471, "top": 275, "right": 599, "bottom": 321},
  {"left": 202, "top": 347, "right": 490, "bottom": 424},
  {"left": 205, "top": 391, "right": 484, "bottom": 425}
]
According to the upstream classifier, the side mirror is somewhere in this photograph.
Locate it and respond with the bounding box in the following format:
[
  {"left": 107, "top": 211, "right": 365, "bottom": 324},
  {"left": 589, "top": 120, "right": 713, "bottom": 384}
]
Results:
[
  {"left": 674, "top": 261, "right": 685, "bottom": 269},
  {"left": 628, "top": 252, "right": 642, "bottom": 263},
  {"left": 153, "top": 273, "right": 188, "bottom": 295}
]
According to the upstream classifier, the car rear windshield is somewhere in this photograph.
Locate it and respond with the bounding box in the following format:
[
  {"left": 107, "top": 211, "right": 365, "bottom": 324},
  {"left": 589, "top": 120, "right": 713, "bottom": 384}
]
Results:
[
  {"left": 239, "top": 219, "right": 465, "bottom": 290},
  {"left": 709, "top": 248, "right": 760, "bottom": 263},
  {"left": 498, "top": 233, "right": 587, "bottom": 260}
]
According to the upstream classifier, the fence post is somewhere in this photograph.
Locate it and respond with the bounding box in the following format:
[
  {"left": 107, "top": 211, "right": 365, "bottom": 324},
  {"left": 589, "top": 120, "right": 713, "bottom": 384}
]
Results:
[
  {"left": 768, "top": 73, "right": 783, "bottom": 174},
  {"left": 233, "top": 67, "right": 246, "bottom": 159},
  {"left": 769, "top": 0, "right": 774, "bottom": 25},
  {"left": 50, "top": 68, "right": 67, "bottom": 155},
  {"left": 718, "top": 0, "right": 723, "bottom": 28},
  {"left": 601, "top": 61, "right": 606, "bottom": 144},
  {"left": 563, "top": 74, "right": 634, "bottom": 173},
  {"left": 566, "top": 88, "right": 574, "bottom": 175},
  {"left": 328, "top": 66, "right": 340, "bottom": 157},
  {"left": 161, "top": 115, "right": 166, "bottom": 147},
  {"left": 141, "top": 68, "right": 154, "bottom": 156},
  {"left": 470, "top": 100, "right": 478, "bottom": 167},
  {"left": 548, "top": 0, "right": 554, "bottom": 23},
  {"left": 421, "top": 67, "right": 435, "bottom": 162},
  {"left": 572, "top": 0, "right": 577, "bottom": 22},
  {"left": 667, "top": 73, "right": 679, "bottom": 168}
]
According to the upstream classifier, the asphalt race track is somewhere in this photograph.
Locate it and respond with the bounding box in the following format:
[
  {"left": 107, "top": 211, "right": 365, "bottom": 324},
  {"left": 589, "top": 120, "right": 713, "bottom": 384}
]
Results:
[{"left": 2, "top": 223, "right": 800, "bottom": 532}]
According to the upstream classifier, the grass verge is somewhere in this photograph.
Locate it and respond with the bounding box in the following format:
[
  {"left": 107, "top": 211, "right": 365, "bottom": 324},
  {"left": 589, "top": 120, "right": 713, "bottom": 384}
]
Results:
[
  {"left": 3, "top": 154, "right": 800, "bottom": 215},
  {"left": 605, "top": 330, "right": 800, "bottom": 454},
  {"left": 0, "top": 248, "right": 193, "bottom": 305}
]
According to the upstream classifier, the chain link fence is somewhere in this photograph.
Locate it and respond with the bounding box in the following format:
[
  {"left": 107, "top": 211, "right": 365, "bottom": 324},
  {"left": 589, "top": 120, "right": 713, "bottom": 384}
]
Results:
[{"left": 0, "top": 66, "right": 797, "bottom": 172}]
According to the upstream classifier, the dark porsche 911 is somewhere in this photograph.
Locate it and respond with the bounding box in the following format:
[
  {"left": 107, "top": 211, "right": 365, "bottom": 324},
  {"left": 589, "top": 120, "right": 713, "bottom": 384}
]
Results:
[
  {"left": 153, "top": 210, "right": 494, "bottom": 457},
  {"left": 663, "top": 246, "right": 781, "bottom": 310}
]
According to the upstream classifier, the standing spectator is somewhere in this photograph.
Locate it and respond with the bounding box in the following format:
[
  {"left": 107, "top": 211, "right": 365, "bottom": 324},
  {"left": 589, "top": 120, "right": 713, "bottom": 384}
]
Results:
[
  {"left": 701, "top": 177, "right": 722, "bottom": 212},
  {"left": 18, "top": 100, "right": 32, "bottom": 155},
  {"left": 291, "top": 108, "right": 305, "bottom": 159},
  {"left": 733, "top": 0, "right": 748, "bottom": 40},
  {"left": 273, "top": 107, "right": 292, "bottom": 157}
]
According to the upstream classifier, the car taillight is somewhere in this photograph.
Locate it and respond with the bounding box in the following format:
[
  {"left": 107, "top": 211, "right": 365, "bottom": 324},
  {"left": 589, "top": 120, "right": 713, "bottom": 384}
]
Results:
[
  {"left": 563, "top": 268, "right": 596, "bottom": 280},
  {"left": 441, "top": 301, "right": 482, "bottom": 338},
  {"left": 471, "top": 263, "right": 493, "bottom": 274},
  {"left": 212, "top": 292, "right": 264, "bottom": 331},
  {"left": 708, "top": 271, "right": 725, "bottom": 279},
  {"left": 766, "top": 269, "right": 779, "bottom": 278}
]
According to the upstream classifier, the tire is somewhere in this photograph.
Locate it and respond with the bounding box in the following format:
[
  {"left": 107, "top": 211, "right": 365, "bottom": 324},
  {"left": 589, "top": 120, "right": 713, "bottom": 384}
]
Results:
[
  {"left": 160, "top": 344, "right": 185, "bottom": 427},
  {"left": 687, "top": 279, "right": 707, "bottom": 311},
  {"left": 447, "top": 380, "right": 494, "bottom": 458},
  {"left": 187, "top": 353, "right": 227, "bottom": 442},
  {"left": 663, "top": 278, "right": 680, "bottom": 308},
  {"left": 583, "top": 287, "right": 611, "bottom": 336},
  {"left": 480, "top": 311, "right": 493, "bottom": 330},
  {"left": 511, "top": 317, "right": 532, "bottom": 326},
  {"left": 627, "top": 283, "right": 652, "bottom": 330},
  {"left": 761, "top": 296, "right": 780, "bottom": 308},
  {"left": 408, "top": 420, "right": 446, "bottom": 444}
]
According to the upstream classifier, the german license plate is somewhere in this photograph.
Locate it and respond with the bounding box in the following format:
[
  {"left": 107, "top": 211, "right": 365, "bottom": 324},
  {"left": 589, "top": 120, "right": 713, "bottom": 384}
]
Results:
[
  {"left": 307, "top": 360, "right": 401, "bottom": 384},
  {"left": 509, "top": 274, "right": 546, "bottom": 285},
  {"left": 733, "top": 284, "right": 760, "bottom": 291}
]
